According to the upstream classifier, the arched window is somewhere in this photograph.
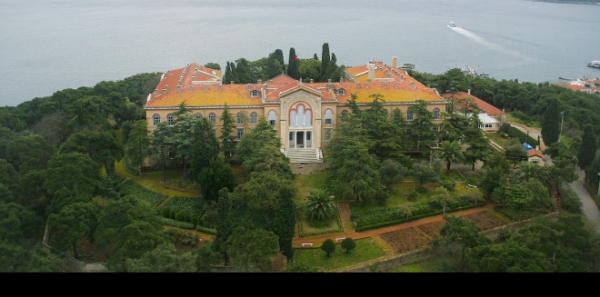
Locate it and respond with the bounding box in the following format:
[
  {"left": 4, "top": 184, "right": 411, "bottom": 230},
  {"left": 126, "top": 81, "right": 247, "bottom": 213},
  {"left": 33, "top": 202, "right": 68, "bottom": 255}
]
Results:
[
  {"left": 433, "top": 108, "right": 440, "bottom": 119},
  {"left": 289, "top": 104, "right": 312, "bottom": 127},
  {"left": 153, "top": 114, "right": 160, "bottom": 126},
  {"left": 250, "top": 112, "right": 258, "bottom": 124},
  {"left": 407, "top": 111, "right": 414, "bottom": 121},
  {"left": 237, "top": 112, "right": 243, "bottom": 125},
  {"left": 209, "top": 113, "right": 216, "bottom": 123},
  {"left": 195, "top": 113, "right": 202, "bottom": 120},
  {"left": 167, "top": 114, "right": 174, "bottom": 126},
  {"left": 325, "top": 109, "right": 333, "bottom": 125},
  {"left": 268, "top": 110, "right": 276, "bottom": 125}
]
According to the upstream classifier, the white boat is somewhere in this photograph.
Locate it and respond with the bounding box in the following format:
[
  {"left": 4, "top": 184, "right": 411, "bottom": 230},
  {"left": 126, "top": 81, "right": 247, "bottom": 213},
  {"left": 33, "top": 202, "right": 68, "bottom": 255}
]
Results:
[
  {"left": 448, "top": 20, "right": 456, "bottom": 28},
  {"left": 588, "top": 61, "right": 600, "bottom": 69}
]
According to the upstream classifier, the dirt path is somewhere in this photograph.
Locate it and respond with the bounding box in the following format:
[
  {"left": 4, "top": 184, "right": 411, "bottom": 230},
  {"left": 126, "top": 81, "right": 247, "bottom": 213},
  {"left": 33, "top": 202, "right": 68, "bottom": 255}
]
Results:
[{"left": 292, "top": 198, "right": 496, "bottom": 248}]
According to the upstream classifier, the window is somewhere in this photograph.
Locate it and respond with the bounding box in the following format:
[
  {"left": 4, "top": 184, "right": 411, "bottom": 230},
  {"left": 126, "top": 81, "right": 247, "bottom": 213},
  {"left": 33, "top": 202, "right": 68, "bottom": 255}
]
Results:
[
  {"left": 337, "top": 89, "right": 345, "bottom": 96},
  {"left": 237, "top": 128, "right": 244, "bottom": 140},
  {"left": 407, "top": 128, "right": 412, "bottom": 135},
  {"left": 212, "top": 128, "right": 217, "bottom": 136},
  {"left": 325, "top": 129, "right": 332, "bottom": 141},
  {"left": 251, "top": 112, "right": 258, "bottom": 124},
  {"left": 153, "top": 114, "right": 160, "bottom": 125},
  {"left": 341, "top": 110, "right": 348, "bottom": 121},
  {"left": 209, "top": 113, "right": 216, "bottom": 123},
  {"left": 251, "top": 90, "right": 259, "bottom": 98},
  {"left": 195, "top": 113, "right": 202, "bottom": 120},
  {"left": 290, "top": 104, "right": 311, "bottom": 127},
  {"left": 325, "top": 109, "right": 333, "bottom": 125},
  {"left": 433, "top": 125, "right": 439, "bottom": 133},
  {"left": 237, "top": 113, "right": 243, "bottom": 124},
  {"left": 268, "top": 110, "right": 276, "bottom": 125},
  {"left": 167, "top": 114, "right": 174, "bottom": 126},
  {"left": 433, "top": 108, "right": 440, "bottom": 119},
  {"left": 407, "top": 111, "right": 413, "bottom": 121}
]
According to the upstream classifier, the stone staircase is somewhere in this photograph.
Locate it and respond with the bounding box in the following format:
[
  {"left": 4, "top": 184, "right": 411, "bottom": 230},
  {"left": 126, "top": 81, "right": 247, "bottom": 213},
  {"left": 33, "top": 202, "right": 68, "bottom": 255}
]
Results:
[{"left": 285, "top": 148, "right": 322, "bottom": 163}]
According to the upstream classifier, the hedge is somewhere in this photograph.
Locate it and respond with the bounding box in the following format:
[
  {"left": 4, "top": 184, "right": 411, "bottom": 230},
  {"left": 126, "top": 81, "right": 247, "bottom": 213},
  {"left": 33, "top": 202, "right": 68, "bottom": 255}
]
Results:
[{"left": 353, "top": 197, "right": 485, "bottom": 232}]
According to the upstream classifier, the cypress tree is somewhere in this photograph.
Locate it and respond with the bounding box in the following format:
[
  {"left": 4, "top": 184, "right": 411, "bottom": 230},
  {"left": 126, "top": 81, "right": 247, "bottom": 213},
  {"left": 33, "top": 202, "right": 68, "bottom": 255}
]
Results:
[
  {"left": 578, "top": 124, "right": 597, "bottom": 171},
  {"left": 219, "top": 103, "right": 236, "bottom": 160},
  {"left": 320, "top": 43, "right": 330, "bottom": 82},
  {"left": 273, "top": 185, "right": 297, "bottom": 263},
  {"left": 287, "top": 48, "right": 299, "bottom": 79},
  {"left": 212, "top": 188, "right": 233, "bottom": 266},
  {"left": 273, "top": 49, "right": 285, "bottom": 72},
  {"left": 541, "top": 97, "right": 561, "bottom": 146}
]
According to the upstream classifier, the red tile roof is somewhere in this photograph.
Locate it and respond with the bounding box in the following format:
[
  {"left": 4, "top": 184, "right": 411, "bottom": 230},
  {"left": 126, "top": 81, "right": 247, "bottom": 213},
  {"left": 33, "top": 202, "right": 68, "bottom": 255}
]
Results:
[
  {"left": 145, "top": 60, "right": 446, "bottom": 109},
  {"left": 527, "top": 149, "right": 543, "bottom": 158},
  {"left": 444, "top": 92, "right": 505, "bottom": 117}
]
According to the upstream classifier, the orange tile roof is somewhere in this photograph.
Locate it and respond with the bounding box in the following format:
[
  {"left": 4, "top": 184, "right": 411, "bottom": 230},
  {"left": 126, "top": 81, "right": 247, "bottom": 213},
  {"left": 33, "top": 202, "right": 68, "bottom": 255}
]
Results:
[
  {"left": 146, "top": 59, "right": 446, "bottom": 108},
  {"left": 445, "top": 92, "right": 504, "bottom": 116},
  {"left": 528, "top": 149, "right": 543, "bottom": 158}
]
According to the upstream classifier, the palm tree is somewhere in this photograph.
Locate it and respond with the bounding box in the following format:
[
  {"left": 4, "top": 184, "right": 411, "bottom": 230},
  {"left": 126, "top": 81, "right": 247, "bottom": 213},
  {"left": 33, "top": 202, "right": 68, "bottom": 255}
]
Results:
[
  {"left": 305, "top": 189, "right": 337, "bottom": 221},
  {"left": 440, "top": 140, "right": 465, "bottom": 175}
]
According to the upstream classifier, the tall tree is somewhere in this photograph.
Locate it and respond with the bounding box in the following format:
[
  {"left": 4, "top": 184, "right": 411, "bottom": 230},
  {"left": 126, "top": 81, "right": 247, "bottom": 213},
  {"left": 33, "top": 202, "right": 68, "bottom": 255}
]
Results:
[
  {"left": 58, "top": 130, "right": 123, "bottom": 174},
  {"left": 225, "top": 226, "right": 280, "bottom": 272},
  {"left": 272, "top": 185, "right": 297, "bottom": 263},
  {"left": 197, "top": 156, "right": 237, "bottom": 201},
  {"left": 124, "top": 120, "right": 150, "bottom": 174},
  {"left": 541, "top": 97, "right": 561, "bottom": 147},
  {"left": 219, "top": 103, "right": 236, "bottom": 161},
  {"left": 189, "top": 117, "right": 220, "bottom": 180},
  {"left": 320, "top": 43, "right": 330, "bottom": 82},
  {"left": 212, "top": 188, "right": 233, "bottom": 266},
  {"left": 578, "top": 124, "right": 597, "bottom": 173},
  {"left": 287, "top": 48, "right": 299, "bottom": 79},
  {"left": 148, "top": 122, "right": 174, "bottom": 183},
  {"left": 44, "top": 152, "right": 100, "bottom": 202},
  {"left": 326, "top": 115, "right": 383, "bottom": 203},
  {"left": 48, "top": 202, "right": 98, "bottom": 259},
  {"left": 408, "top": 100, "right": 435, "bottom": 155}
]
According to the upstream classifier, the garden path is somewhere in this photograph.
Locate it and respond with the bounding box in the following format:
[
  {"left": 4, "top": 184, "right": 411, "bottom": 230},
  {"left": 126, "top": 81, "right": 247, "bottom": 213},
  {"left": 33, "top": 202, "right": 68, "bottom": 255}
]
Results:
[{"left": 291, "top": 198, "right": 496, "bottom": 248}]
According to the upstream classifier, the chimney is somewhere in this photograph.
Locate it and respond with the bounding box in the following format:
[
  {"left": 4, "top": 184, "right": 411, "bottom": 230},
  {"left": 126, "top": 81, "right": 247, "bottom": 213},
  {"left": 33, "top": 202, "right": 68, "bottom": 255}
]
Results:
[
  {"left": 203, "top": 85, "right": 208, "bottom": 91},
  {"left": 392, "top": 56, "right": 397, "bottom": 69},
  {"left": 368, "top": 63, "right": 375, "bottom": 81},
  {"left": 247, "top": 83, "right": 251, "bottom": 90},
  {"left": 310, "top": 79, "right": 314, "bottom": 83},
  {"left": 258, "top": 79, "right": 262, "bottom": 84},
  {"left": 162, "top": 85, "right": 168, "bottom": 95},
  {"left": 231, "top": 81, "right": 234, "bottom": 84},
  {"left": 410, "top": 82, "right": 415, "bottom": 89}
]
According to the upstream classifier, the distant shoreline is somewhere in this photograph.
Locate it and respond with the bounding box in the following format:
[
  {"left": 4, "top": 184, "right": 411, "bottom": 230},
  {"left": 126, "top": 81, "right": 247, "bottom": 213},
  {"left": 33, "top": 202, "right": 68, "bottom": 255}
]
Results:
[{"left": 530, "top": 0, "right": 600, "bottom": 4}]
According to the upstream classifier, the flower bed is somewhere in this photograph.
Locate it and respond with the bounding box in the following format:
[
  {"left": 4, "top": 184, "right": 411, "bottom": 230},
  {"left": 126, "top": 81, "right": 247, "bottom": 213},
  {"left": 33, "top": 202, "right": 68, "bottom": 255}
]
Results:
[{"left": 379, "top": 228, "right": 432, "bottom": 254}]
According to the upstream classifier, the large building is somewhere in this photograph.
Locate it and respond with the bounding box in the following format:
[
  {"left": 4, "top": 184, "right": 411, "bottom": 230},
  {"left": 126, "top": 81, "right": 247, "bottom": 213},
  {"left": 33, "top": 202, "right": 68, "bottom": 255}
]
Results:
[{"left": 144, "top": 58, "right": 448, "bottom": 163}]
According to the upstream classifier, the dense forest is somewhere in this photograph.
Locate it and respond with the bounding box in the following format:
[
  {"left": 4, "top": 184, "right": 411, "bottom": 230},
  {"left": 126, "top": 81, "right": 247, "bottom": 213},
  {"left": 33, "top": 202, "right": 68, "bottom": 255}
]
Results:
[{"left": 1, "top": 44, "right": 599, "bottom": 271}]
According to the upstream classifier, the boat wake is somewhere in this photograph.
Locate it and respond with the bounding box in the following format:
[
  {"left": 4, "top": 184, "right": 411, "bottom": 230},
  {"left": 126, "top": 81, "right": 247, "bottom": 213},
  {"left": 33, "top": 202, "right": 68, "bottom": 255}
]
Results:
[{"left": 448, "top": 25, "right": 534, "bottom": 63}]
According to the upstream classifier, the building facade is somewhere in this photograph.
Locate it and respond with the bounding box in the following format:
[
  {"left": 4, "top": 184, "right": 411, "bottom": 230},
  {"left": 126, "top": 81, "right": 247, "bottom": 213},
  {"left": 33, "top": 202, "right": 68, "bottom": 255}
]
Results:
[{"left": 144, "top": 58, "right": 448, "bottom": 163}]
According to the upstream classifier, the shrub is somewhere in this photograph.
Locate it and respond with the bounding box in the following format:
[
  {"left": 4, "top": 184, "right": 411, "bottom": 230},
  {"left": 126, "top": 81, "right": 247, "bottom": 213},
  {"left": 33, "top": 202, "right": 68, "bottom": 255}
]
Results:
[
  {"left": 441, "top": 180, "right": 456, "bottom": 191},
  {"left": 407, "top": 189, "right": 419, "bottom": 202},
  {"left": 161, "top": 207, "right": 171, "bottom": 218},
  {"left": 321, "top": 239, "right": 336, "bottom": 258},
  {"left": 169, "top": 209, "right": 176, "bottom": 219},
  {"left": 560, "top": 188, "right": 582, "bottom": 214}
]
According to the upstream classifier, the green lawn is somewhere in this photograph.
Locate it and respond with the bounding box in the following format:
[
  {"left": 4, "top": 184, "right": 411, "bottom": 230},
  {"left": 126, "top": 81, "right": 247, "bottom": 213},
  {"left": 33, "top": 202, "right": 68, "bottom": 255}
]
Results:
[
  {"left": 293, "top": 238, "right": 387, "bottom": 272},
  {"left": 115, "top": 160, "right": 199, "bottom": 198}
]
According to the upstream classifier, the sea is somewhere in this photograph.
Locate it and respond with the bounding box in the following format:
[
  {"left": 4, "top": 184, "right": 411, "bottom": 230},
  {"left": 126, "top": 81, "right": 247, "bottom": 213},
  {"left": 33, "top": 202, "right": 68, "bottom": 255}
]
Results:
[{"left": 1, "top": 0, "right": 599, "bottom": 107}]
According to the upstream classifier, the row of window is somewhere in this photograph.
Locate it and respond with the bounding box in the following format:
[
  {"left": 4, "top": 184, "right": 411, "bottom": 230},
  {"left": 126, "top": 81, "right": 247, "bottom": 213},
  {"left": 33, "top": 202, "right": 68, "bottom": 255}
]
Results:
[{"left": 152, "top": 108, "right": 441, "bottom": 126}]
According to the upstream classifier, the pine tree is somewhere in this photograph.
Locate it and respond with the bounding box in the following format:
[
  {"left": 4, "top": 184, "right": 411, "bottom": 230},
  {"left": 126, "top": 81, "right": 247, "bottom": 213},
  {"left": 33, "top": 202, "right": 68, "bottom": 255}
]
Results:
[
  {"left": 578, "top": 125, "right": 597, "bottom": 172},
  {"left": 541, "top": 97, "right": 561, "bottom": 146},
  {"left": 320, "top": 43, "right": 330, "bottom": 82}
]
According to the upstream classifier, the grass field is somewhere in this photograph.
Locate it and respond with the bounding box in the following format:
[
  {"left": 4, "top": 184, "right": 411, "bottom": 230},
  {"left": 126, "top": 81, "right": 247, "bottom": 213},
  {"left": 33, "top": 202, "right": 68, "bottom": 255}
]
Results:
[{"left": 293, "top": 238, "right": 387, "bottom": 271}]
